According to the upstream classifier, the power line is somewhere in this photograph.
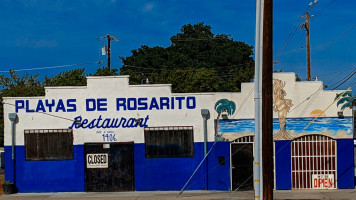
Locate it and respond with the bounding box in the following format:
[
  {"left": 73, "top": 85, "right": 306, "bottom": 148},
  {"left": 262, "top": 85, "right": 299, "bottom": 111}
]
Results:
[
  {"left": 316, "top": 64, "right": 356, "bottom": 77},
  {"left": 123, "top": 62, "right": 253, "bottom": 71},
  {"left": 170, "top": 37, "right": 230, "bottom": 42},
  {"left": 274, "top": 0, "right": 320, "bottom": 60},
  {"left": 331, "top": 70, "right": 356, "bottom": 90},
  {"left": 313, "top": 0, "right": 337, "bottom": 17},
  {"left": 327, "top": 68, "right": 356, "bottom": 88},
  {"left": 0, "top": 61, "right": 103, "bottom": 73},
  {"left": 310, "top": 25, "right": 356, "bottom": 49},
  {"left": 274, "top": 18, "right": 304, "bottom": 60},
  {"left": 349, "top": 76, "right": 356, "bottom": 87},
  {"left": 2, "top": 102, "right": 74, "bottom": 122}
]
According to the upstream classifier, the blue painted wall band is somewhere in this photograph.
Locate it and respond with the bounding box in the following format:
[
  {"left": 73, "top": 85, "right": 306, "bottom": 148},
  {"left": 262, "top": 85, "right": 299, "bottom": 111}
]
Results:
[{"left": 5, "top": 142, "right": 230, "bottom": 192}]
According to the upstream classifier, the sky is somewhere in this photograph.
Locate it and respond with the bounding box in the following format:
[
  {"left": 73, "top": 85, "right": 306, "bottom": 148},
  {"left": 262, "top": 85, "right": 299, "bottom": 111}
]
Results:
[{"left": 0, "top": 0, "right": 355, "bottom": 92}]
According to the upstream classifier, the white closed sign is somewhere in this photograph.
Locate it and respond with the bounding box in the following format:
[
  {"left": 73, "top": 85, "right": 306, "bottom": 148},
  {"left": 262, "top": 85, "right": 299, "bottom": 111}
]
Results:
[
  {"left": 86, "top": 153, "right": 109, "bottom": 168},
  {"left": 312, "top": 174, "right": 335, "bottom": 189}
]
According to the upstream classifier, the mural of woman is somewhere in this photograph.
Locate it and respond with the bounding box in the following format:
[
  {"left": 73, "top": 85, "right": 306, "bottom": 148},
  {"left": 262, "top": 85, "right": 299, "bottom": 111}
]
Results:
[{"left": 273, "top": 79, "right": 294, "bottom": 140}]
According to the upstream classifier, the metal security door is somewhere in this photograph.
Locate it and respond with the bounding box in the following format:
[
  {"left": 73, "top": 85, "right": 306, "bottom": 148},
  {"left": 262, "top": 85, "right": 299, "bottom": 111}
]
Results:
[
  {"left": 85, "top": 143, "right": 134, "bottom": 192},
  {"left": 231, "top": 143, "right": 254, "bottom": 190},
  {"left": 291, "top": 135, "right": 336, "bottom": 189}
]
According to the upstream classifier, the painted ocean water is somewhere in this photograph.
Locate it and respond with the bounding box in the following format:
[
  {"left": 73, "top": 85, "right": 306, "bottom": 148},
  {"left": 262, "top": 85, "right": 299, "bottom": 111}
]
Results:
[{"left": 216, "top": 117, "right": 352, "bottom": 138}]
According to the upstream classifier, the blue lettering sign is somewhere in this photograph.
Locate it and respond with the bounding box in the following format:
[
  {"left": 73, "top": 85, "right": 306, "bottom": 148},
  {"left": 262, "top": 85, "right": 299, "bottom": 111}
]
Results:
[
  {"left": 149, "top": 98, "right": 159, "bottom": 110},
  {"left": 86, "top": 99, "right": 96, "bottom": 111},
  {"left": 45, "top": 99, "right": 55, "bottom": 112},
  {"left": 69, "top": 115, "right": 150, "bottom": 129},
  {"left": 138, "top": 98, "right": 148, "bottom": 110},
  {"left": 55, "top": 99, "right": 66, "bottom": 112},
  {"left": 25, "top": 100, "right": 35, "bottom": 113},
  {"left": 15, "top": 100, "right": 24, "bottom": 113},
  {"left": 186, "top": 96, "right": 196, "bottom": 109},
  {"left": 67, "top": 99, "right": 77, "bottom": 112},
  {"left": 127, "top": 98, "right": 137, "bottom": 110},
  {"left": 35, "top": 100, "right": 46, "bottom": 112},
  {"left": 97, "top": 98, "right": 107, "bottom": 111},
  {"left": 14, "top": 96, "right": 197, "bottom": 113},
  {"left": 116, "top": 98, "right": 126, "bottom": 111},
  {"left": 175, "top": 97, "right": 185, "bottom": 109},
  {"left": 160, "top": 97, "right": 169, "bottom": 109}
]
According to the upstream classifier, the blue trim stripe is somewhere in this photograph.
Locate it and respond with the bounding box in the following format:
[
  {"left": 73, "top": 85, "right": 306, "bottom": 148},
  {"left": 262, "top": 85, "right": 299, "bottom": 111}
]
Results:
[{"left": 5, "top": 142, "right": 231, "bottom": 192}]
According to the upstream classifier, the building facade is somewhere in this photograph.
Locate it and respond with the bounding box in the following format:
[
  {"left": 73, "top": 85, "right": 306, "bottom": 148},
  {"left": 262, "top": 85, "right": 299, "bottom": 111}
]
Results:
[{"left": 3, "top": 73, "right": 354, "bottom": 192}]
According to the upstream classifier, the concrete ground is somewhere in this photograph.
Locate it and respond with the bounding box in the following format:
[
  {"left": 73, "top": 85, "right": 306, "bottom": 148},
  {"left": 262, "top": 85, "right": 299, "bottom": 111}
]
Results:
[{"left": 1, "top": 189, "right": 356, "bottom": 200}]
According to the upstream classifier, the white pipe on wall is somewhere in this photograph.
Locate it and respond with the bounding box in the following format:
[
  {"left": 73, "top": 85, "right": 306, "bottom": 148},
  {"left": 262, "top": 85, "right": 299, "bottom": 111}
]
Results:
[{"left": 254, "top": 0, "right": 263, "bottom": 199}]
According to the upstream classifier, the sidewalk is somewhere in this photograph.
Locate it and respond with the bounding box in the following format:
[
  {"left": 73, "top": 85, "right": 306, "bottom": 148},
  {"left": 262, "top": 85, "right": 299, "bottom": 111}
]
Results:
[{"left": 1, "top": 189, "right": 356, "bottom": 200}]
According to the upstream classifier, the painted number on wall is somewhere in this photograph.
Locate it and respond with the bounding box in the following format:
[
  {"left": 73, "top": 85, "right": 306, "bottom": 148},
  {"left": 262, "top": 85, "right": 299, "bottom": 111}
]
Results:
[{"left": 102, "top": 134, "right": 117, "bottom": 142}]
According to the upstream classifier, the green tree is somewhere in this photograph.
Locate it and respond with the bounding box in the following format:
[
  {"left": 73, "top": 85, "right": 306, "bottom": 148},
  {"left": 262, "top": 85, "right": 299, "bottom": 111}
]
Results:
[
  {"left": 0, "top": 70, "right": 45, "bottom": 146},
  {"left": 120, "top": 23, "right": 254, "bottom": 93},
  {"left": 0, "top": 66, "right": 119, "bottom": 146},
  {"left": 91, "top": 67, "right": 119, "bottom": 76},
  {"left": 43, "top": 68, "right": 87, "bottom": 87}
]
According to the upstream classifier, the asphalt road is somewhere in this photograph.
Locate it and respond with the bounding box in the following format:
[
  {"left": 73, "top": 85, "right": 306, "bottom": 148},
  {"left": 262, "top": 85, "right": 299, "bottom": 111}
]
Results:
[{"left": 1, "top": 189, "right": 356, "bottom": 200}]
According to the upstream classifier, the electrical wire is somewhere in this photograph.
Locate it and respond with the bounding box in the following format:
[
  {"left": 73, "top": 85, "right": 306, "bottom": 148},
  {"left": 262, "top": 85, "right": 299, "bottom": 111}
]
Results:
[
  {"left": 310, "top": 25, "right": 356, "bottom": 49},
  {"left": 236, "top": 86, "right": 255, "bottom": 114},
  {"left": 331, "top": 70, "right": 356, "bottom": 90},
  {"left": 275, "top": 76, "right": 355, "bottom": 156},
  {"left": 313, "top": 0, "right": 338, "bottom": 17},
  {"left": 274, "top": 18, "right": 304, "bottom": 60},
  {"left": 1, "top": 102, "right": 74, "bottom": 122},
  {"left": 327, "top": 68, "right": 356, "bottom": 88},
  {"left": 317, "top": 65, "right": 356, "bottom": 77},
  {"left": 289, "top": 85, "right": 323, "bottom": 113},
  {"left": 274, "top": 0, "right": 320, "bottom": 60},
  {"left": 124, "top": 62, "right": 252, "bottom": 71},
  {"left": 0, "top": 61, "right": 102, "bottom": 73},
  {"left": 304, "top": 86, "right": 351, "bottom": 130},
  {"left": 288, "top": 47, "right": 304, "bottom": 74}
]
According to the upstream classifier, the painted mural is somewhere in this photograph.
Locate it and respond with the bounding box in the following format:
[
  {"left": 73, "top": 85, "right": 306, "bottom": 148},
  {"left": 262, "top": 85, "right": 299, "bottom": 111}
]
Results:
[
  {"left": 335, "top": 90, "right": 353, "bottom": 112},
  {"left": 214, "top": 99, "right": 236, "bottom": 134},
  {"left": 215, "top": 117, "right": 352, "bottom": 141},
  {"left": 273, "top": 79, "right": 294, "bottom": 140},
  {"left": 214, "top": 75, "right": 353, "bottom": 141}
]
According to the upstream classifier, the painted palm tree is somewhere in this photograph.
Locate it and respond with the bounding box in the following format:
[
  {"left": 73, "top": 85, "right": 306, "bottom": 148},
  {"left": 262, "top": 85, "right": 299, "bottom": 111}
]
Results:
[
  {"left": 334, "top": 91, "right": 352, "bottom": 112},
  {"left": 214, "top": 99, "right": 236, "bottom": 136}
]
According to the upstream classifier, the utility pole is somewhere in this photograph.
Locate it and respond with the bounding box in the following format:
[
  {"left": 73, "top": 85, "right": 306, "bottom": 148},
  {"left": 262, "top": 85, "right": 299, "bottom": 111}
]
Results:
[
  {"left": 262, "top": 0, "right": 274, "bottom": 199},
  {"left": 102, "top": 34, "right": 118, "bottom": 70},
  {"left": 302, "top": 11, "right": 311, "bottom": 81},
  {"left": 254, "top": 0, "right": 263, "bottom": 198},
  {"left": 254, "top": 0, "right": 273, "bottom": 199}
]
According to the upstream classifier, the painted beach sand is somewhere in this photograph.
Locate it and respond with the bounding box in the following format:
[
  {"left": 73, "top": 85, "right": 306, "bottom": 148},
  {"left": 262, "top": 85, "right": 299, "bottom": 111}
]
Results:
[{"left": 215, "top": 117, "right": 352, "bottom": 141}]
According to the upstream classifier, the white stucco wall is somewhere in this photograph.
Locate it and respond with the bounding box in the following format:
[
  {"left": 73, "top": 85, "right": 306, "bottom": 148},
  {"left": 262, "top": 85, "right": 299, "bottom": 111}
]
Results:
[
  {"left": 3, "top": 73, "right": 352, "bottom": 146},
  {"left": 212, "top": 72, "right": 352, "bottom": 119},
  {"left": 3, "top": 76, "right": 216, "bottom": 146}
]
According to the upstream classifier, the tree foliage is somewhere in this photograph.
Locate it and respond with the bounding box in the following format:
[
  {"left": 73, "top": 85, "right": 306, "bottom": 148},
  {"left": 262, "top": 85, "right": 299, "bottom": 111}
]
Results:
[
  {"left": 0, "top": 66, "right": 119, "bottom": 146},
  {"left": 120, "top": 23, "right": 254, "bottom": 93},
  {"left": 0, "top": 70, "right": 45, "bottom": 146},
  {"left": 43, "top": 68, "right": 87, "bottom": 87},
  {"left": 91, "top": 67, "right": 119, "bottom": 76}
]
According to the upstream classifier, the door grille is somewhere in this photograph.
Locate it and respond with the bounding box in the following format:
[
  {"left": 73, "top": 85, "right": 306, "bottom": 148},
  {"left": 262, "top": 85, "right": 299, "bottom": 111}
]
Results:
[{"left": 291, "top": 135, "right": 336, "bottom": 189}]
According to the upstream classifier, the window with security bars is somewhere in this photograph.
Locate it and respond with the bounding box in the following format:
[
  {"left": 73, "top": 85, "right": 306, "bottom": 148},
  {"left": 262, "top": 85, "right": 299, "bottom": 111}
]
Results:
[
  {"left": 144, "top": 126, "right": 194, "bottom": 158},
  {"left": 25, "top": 129, "right": 74, "bottom": 161}
]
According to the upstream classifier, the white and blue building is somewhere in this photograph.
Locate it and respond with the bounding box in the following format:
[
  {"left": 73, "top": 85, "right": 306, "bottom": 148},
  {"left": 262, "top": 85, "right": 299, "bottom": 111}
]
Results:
[{"left": 3, "top": 73, "right": 354, "bottom": 192}]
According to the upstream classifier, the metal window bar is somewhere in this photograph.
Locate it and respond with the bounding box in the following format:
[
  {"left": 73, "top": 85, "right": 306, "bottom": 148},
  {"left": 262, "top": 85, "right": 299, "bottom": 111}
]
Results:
[
  {"left": 232, "top": 135, "right": 254, "bottom": 143},
  {"left": 291, "top": 135, "right": 336, "bottom": 189}
]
